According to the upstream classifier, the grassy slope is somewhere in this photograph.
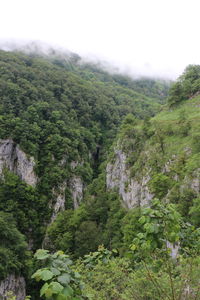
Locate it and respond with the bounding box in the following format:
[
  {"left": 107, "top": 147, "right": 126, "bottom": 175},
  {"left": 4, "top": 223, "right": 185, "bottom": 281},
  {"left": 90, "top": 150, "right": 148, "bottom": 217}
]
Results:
[{"left": 151, "top": 96, "right": 200, "bottom": 161}]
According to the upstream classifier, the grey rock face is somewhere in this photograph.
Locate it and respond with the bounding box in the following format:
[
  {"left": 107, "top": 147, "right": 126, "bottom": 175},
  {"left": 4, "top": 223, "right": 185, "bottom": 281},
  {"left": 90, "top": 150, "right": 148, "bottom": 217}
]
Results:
[
  {"left": 190, "top": 168, "right": 200, "bottom": 193},
  {"left": 106, "top": 149, "right": 153, "bottom": 208},
  {"left": 0, "top": 140, "right": 36, "bottom": 299},
  {"left": 177, "top": 168, "right": 200, "bottom": 200},
  {"left": 106, "top": 142, "right": 200, "bottom": 209},
  {"left": 69, "top": 176, "right": 83, "bottom": 209},
  {"left": 51, "top": 183, "right": 67, "bottom": 222},
  {"left": 69, "top": 161, "right": 84, "bottom": 209},
  {"left": 0, "top": 274, "right": 26, "bottom": 300},
  {"left": 0, "top": 139, "right": 37, "bottom": 186},
  {"left": 50, "top": 162, "right": 84, "bottom": 221},
  {"left": 166, "top": 241, "right": 180, "bottom": 260}
]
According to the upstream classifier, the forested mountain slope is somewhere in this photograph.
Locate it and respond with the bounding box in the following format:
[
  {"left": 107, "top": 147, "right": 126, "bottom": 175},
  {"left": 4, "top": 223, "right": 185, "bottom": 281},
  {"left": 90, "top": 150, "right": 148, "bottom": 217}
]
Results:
[
  {"left": 47, "top": 65, "right": 200, "bottom": 260},
  {"left": 1, "top": 51, "right": 200, "bottom": 300},
  {"left": 106, "top": 64, "right": 200, "bottom": 214},
  {"left": 0, "top": 49, "right": 170, "bottom": 299},
  {"left": 54, "top": 65, "right": 200, "bottom": 300}
]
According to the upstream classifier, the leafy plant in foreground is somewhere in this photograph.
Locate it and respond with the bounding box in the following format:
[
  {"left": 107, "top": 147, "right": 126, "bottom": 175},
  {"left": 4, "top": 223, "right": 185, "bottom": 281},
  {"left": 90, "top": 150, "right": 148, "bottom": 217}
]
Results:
[
  {"left": 130, "top": 199, "right": 182, "bottom": 260},
  {"left": 32, "top": 249, "right": 86, "bottom": 300}
]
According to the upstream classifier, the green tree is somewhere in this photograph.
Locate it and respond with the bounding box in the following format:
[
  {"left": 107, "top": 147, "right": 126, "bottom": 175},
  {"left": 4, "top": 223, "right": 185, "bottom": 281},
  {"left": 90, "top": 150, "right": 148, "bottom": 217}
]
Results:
[
  {"left": 149, "top": 173, "right": 174, "bottom": 199},
  {"left": 74, "top": 221, "right": 101, "bottom": 257},
  {"left": 168, "top": 82, "right": 184, "bottom": 106},
  {"left": 189, "top": 198, "right": 200, "bottom": 227},
  {"left": 129, "top": 199, "right": 182, "bottom": 260},
  {"left": 0, "top": 212, "right": 28, "bottom": 280}
]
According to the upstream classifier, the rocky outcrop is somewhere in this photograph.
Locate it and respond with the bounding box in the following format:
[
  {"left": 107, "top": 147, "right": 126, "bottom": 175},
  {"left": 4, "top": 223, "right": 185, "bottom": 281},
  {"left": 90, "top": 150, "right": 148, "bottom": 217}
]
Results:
[
  {"left": 0, "top": 140, "right": 36, "bottom": 299},
  {"left": 166, "top": 241, "right": 180, "bottom": 260},
  {"left": 69, "top": 176, "right": 83, "bottom": 209},
  {"left": 0, "top": 274, "right": 26, "bottom": 300},
  {"left": 0, "top": 139, "right": 37, "bottom": 186},
  {"left": 189, "top": 168, "right": 200, "bottom": 194},
  {"left": 162, "top": 151, "right": 200, "bottom": 195},
  {"left": 50, "top": 163, "right": 84, "bottom": 221},
  {"left": 50, "top": 176, "right": 83, "bottom": 222},
  {"left": 51, "top": 183, "right": 67, "bottom": 222},
  {"left": 106, "top": 146, "right": 200, "bottom": 209},
  {"left": 69, "top": 161, "right": 84, "bottom": 209},
  {"left": 106, "top": 149, "right": 153, "bottom": 208}
]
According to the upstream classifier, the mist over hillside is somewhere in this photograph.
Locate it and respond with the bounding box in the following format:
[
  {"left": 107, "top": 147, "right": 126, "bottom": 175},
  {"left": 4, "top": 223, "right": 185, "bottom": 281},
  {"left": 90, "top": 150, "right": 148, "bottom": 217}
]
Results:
[{"left": 0, "top": 39, "right": 175, "bottom": 80}]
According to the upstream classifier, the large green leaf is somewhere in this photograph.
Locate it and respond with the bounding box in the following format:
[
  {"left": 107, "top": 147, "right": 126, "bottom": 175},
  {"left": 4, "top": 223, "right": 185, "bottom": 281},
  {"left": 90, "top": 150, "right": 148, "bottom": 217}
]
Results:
[
  {"left": 74, "top": 272, "right": 81, "bottom": 279},
  {"left": 31, "top": 269, "right": 42, "bottom": 281},
  {"left": 49, "top": 281, "right": 64, "bottom": 294},
  {"left": 40, "top": 282, "right": 49, "bottom": 296},
  {"left": 57, "top": 274, "right": 71, "bottom": 285},
  {"left": 139, "top": 216, "right": 146, "bottom": 224},
  {"left": 34, "top": 249, "right": 50, "bottom": 260},
  {"left": 51, "top": 267, "right": 61, "bottom": 276},
  {"left": 62, "top": 286, "right": 74, "bottom": 297},
  {"left": 45, "top": 289, "right": 53, "bottom": 298},
  {"left": 40, "top": 269, "right": 54, "bottom": 281}
]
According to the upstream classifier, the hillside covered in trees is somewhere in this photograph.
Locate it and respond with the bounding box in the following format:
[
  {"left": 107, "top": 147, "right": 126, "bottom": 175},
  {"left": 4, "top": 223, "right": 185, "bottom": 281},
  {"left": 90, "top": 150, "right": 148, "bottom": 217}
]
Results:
[{"left": 1, "top": 50, "right": 200, "bottom": 300}]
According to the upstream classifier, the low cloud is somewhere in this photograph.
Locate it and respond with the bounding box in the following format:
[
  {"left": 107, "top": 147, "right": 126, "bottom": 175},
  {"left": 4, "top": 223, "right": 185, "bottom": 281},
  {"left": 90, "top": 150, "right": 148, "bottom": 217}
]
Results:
[{"left": 0, "top": 38, "right": 177, "bottom": 80}]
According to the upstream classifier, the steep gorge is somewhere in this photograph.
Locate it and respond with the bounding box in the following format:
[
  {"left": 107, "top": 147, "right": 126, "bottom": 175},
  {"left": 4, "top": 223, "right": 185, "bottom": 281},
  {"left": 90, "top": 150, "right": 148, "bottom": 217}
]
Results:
[{"left": 1, "top": 54, "right": 200, "bottom": 300}]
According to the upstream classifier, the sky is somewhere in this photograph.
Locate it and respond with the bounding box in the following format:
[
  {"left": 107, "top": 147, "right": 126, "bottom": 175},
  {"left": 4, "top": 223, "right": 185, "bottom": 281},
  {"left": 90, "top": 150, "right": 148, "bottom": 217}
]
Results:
[{"left": 1, "top": 0, "right": 200, "bottom": 79}]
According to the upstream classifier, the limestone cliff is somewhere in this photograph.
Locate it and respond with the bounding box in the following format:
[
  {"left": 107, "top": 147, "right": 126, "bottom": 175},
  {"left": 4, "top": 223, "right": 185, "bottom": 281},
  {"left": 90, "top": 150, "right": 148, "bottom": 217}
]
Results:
[
  {"left": 0, "top": 140, "right": 84, "bottom": 224},
  {"left": 51, "top": 183, "right": 67, "bottom": 222},
  {"left": 69, "top": 176, "right": 83, "bottom": 209},
  {"left": 0, "top": 139, "right": 37, "bottom": 299},
  {"left": 69, "top": 161, "right": 84, "bottom": 209},
  {"left": 106, "top": 144, "right": 200, "bottom": 209},
  {"left": 50, "top": 162, "right": 84, "bottom": 221},
  {"left": 0, "top": 139, "right": 37, "bottom": 186},
  {"left": 106, "top": 148, "right": 153, "bottom": 208}
]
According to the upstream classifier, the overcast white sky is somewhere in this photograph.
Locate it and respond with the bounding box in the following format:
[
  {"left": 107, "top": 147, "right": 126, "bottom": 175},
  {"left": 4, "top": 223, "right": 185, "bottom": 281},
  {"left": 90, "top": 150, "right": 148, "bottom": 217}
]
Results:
[{"left": 1, "top": 0, "right": 200, "bottom": 79}]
